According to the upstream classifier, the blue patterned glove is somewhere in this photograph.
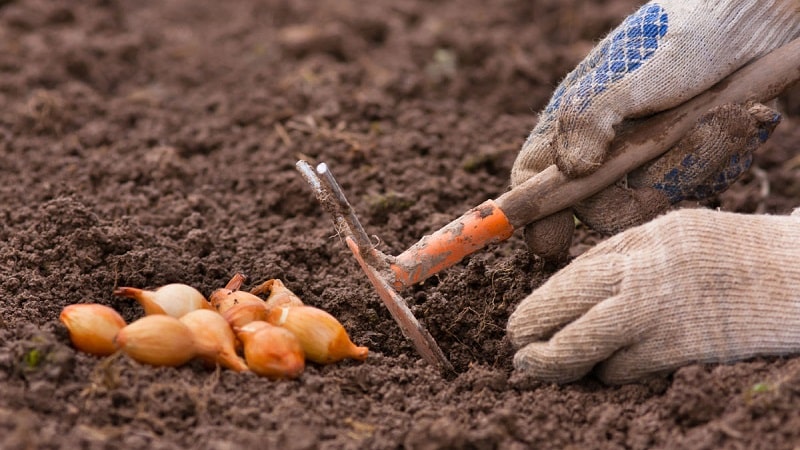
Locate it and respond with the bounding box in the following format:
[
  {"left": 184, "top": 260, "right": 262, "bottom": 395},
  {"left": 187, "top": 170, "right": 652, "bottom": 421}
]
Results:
[
  {"left": 510, "top": 0, "right": 800, "bottom": 260},
  {"left": 574, "top": 103, "right": 781, "bottom": 234}
]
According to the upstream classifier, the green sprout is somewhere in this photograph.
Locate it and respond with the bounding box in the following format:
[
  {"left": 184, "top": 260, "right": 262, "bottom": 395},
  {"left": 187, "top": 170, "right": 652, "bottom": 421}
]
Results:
[
  {"left": 24, "top": 349, "right": 43, "bottom": 369},
  {"left": 750, "top": 382, "right": 772, "bottom": 394}
]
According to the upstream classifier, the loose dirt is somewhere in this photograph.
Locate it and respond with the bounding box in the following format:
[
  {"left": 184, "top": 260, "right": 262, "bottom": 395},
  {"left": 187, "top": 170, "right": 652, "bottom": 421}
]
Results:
[{"left": 2, "top": 0, "right": 799, "bottom": 448}]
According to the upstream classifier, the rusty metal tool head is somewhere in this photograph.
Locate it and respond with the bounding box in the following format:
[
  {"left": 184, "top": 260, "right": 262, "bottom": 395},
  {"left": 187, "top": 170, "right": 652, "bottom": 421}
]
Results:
[
  {"left": 297, "top": 37, "right": 800, "bottom": 370},
  {"left": 296, "top": 161, "right": 454, "bottom": 373}
]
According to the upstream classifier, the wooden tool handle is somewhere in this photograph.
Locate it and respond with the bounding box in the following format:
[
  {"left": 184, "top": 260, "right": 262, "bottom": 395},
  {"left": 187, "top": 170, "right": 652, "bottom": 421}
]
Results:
[
  {"left": 389, "top": 37, "right": 800, "bottom": 289},
  {"left": 498, "top": 37, "right": 800, "bottom": 228}
]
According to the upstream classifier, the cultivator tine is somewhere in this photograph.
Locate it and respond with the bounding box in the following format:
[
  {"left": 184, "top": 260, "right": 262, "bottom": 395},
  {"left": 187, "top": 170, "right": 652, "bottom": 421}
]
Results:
[
  {"left": 296, "top": 161, "right": 454, "bottom": 373},
  {"left": 345, "top": 237, "right": 454, "bottom": 373}
]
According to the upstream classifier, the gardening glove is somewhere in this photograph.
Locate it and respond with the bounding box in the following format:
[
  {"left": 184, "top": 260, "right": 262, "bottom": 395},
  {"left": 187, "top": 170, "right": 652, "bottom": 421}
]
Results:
[
  {"left": 507, "top": 207, "right": 800, "bottom": 385},
  {"left": 511, "top": 0, "right": 800, "bottom": 260}
]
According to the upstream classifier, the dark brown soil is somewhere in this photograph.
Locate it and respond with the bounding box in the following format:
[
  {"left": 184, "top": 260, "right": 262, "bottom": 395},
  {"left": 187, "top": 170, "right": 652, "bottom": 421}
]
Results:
[{"left": 2, "top": 1, "right": 800, "bottom": 448}]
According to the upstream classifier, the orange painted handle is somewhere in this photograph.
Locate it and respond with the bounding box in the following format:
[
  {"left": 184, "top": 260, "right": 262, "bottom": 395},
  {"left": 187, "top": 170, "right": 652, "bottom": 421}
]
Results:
[{"left": 390, "top": 200, "right": 514, "bottom": 290}]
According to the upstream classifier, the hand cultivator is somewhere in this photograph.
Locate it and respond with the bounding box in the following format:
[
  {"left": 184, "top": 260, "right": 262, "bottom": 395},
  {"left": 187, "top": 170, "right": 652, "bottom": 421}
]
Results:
[{"left": 298, "top": 38, "right": 800, "bottom": 373}]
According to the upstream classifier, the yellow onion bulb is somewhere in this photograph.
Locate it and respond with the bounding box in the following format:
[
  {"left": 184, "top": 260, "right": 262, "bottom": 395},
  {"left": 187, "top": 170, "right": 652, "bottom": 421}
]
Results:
[
  {"left": 222, "top": 302, "right": 269, "bottom": 329},
  {"left": 236, "top": 321, "right": 305, "bottom": 379},
  {"left": 210, "top": 289, "right": 266, "bottom": 315},
  {"left": 179, "top": 309, "right": 248, "bottom": 372},
  {"left": 267, "top": 306, "right": 368, "bottom": 364},
  {"left": 115, "top": 315, "right": 197, "bottom": 367},
  {"left": 59, "top": 304, "right": 126, "bottom": 356},
  {"left": 113, "top": 283, "right": 212, "bottom": 318},
  {"left": 251, "top": 279, "right": 304, "bottom": 310}
]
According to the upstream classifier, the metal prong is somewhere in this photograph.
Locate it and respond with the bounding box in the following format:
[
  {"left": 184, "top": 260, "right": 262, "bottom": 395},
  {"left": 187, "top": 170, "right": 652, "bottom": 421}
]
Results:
[
  {"left": 316, "top": 164, "right": 370, "bottom": 244},
  {"left": 296, "top": 160, "right": 453, "bottom": 373},
  {"left": 296, "top": 160, "right": 323, "bottom": 194},
  {"left": 297, "top": 160, "right": 346, "bottom": 233},
  {"left": 315, "top": 162, "right": 386, "bottom": 269},
  {"left": 346, "top": 237, "right": 453, "bottom": 373}
]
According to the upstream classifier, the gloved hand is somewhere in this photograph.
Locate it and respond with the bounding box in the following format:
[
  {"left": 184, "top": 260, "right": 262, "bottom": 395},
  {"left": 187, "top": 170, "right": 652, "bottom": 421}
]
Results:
[
  {"left": 507, "top": 208, "right": 800, "bottom": 384},
  {"left": 511, "top": 0, "right": 800, "bottom": 260}
]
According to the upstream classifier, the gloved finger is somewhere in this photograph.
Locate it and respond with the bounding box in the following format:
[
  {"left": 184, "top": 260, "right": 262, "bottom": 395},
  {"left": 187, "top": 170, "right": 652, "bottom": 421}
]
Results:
[
  {"left": 549, "top": 3, "right": 671, "bottom": 177},
  {"left": 549, "top": 2, "right": 797, "bottom": 178},
  {"left": 590, "top": 287, "right": 708, "bottom": 384},
  {"left": 507, "top": 252, "right": 626, "bottom": 348},
  {"left": 512, "top": 118, "right": 574, "bottom": 261},
  {"left": 595, "top": 290, "right": 800, "bottom": 385},
  {"left": 572, "top": 103, "right": 780, "bottom": 235},
  {"left": 628, "top": 102, "right": 781, "bottom": 201},
  {"left": 521, "top": 210, "right": 574, "bottom": 262},
  {"left": 514, "top": 207, "right": 800, "bottom": 385},
  {"left": 595, "top": 339, "right": 689, "bottom": 385},
  {"left": 512, "top": 294, "right": 637, "bottom": 384},
  {"left": 572, "top": 184, "right": 669, "bottom": 235}
]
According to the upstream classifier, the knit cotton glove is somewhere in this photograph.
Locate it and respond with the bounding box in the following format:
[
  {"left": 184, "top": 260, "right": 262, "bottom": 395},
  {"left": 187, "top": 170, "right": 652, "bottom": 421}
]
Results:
[
  {"left": 507, "top": 208, "right": 800, "bottom": 384},
  {"left": 511, "top": 0, "right": 800, "bottom": 260}
]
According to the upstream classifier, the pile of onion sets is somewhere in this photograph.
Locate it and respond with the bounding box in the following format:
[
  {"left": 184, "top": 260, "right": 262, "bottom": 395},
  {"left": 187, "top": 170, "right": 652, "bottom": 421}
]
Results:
[{"left": 59, "top": 273, "right": 368, "bottom": 379}]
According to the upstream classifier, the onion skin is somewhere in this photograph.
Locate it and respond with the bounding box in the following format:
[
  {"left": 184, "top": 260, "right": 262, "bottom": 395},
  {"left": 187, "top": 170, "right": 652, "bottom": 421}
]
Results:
[
  {"left": 251, "top": 279, "right": 304, "bottom": 310},
  {"left": 210, "top": 289, "right": 265, "bottom": 315},
  {"left": 267, "top": 306, "right": 368, "bottom": 364},
  {"left": 222, "top": 302, "right": 269, "bottom": 329},
  {"left": 236, "top": 321, "right": 305, "bottom": 379},
  {"left": 113, "top": 283, "right": 212, "bottom": 318},
  {"left": 115, "top": 315, "right": 197, "bottom": 367},
  {"left": 59, "top": 304, "right": 126, "bottom": 356},
  {"left": 180, "top": 309, "right": 248, "bottom": 372}
]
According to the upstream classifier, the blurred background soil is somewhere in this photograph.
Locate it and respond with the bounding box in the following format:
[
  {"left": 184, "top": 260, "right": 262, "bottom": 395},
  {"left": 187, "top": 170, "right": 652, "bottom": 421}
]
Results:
[{"left": 1, "top": 0, "right": 799, "bottom": 448}]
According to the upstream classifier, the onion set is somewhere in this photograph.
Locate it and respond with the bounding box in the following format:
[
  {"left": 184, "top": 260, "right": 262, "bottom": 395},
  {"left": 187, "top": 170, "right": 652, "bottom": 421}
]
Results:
[{"left": 59, "top": 276, "right": 368, "bottom": 379}]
